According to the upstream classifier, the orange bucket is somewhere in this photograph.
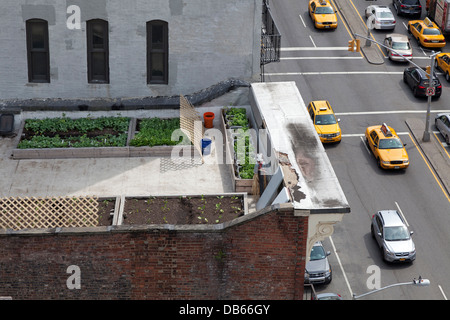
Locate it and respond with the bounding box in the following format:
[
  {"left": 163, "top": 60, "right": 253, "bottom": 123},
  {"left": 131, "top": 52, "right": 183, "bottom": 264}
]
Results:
[{"left": 203, "top": 112, "right": 215, "bottom": 128}]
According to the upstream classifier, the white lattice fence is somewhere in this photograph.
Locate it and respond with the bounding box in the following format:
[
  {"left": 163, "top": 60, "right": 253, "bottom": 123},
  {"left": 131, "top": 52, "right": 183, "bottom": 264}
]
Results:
[
  {"left": 180, "top": 95, "right": 203, "bottom": 160},
  {"left": 0, "top": 196, "right": 99, "bottom": 230}
]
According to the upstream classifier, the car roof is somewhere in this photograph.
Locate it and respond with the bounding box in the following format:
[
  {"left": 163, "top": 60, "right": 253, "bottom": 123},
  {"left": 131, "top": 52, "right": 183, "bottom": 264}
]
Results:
[
  {"left": 369, "top": 124, "right": 399, "bottom": 139},
  {"left": 310, "top": 100, "right": 334, "bottom": 114},
  {"left": 409, "top": 66, "right": 438, "bottom": 79},
  {"left": 372, "top": 5, "right": 392, "bottom": 12},
  {"left": 314, "top": 0, "right": 332, "bottom": 6},
  {"left": 386, "top": 33, "right": 409, "bottom": 42},
  {"left": 378, "top": 210, "right": 405, "bottom": 227}
]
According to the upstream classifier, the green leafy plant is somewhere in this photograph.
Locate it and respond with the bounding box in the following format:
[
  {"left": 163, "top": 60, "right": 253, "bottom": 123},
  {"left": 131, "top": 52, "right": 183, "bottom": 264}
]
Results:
[{"left": 130, "top": 118, "right": 190, "bottom": 147}]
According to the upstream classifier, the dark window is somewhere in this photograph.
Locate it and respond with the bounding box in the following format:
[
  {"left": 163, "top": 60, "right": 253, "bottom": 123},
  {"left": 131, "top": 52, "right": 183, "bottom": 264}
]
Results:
[
  {"left": 26, "top": 19, "right": 50, "bottom": 83},
  {"left": 147, "top": 20, "right": 168, "bottom": 84},
  {"left": 87, "top": 19, "right": 109, "bottom": 83}
]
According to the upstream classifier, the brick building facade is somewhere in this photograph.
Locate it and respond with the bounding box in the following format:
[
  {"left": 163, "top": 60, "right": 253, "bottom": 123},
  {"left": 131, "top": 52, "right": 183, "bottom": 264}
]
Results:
[{"left": 0, "top": 205, "right": 307, "bottom": 299}]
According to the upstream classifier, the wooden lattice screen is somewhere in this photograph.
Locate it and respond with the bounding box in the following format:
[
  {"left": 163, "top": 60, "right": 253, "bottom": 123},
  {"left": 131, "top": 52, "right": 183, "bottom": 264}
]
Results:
[
  {"left": 180, "top": 95, "right": 203, "bottom": 160},
  {"left": 0, "top": 196, "right": 99, "bottom": 230}
]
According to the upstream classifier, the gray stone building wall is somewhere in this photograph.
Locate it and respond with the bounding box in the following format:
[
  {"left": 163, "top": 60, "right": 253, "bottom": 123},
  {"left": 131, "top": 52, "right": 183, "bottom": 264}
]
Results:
[{"left": 0, "top": 0, "right": 261, "bottom": 106}]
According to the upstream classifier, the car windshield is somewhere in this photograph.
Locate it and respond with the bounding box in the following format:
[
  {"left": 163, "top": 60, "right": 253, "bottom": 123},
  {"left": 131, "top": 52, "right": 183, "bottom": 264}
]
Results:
[
  {"left": 315, "top": 114, "right": 337, "bottom": 125},
  {"left": 378, "top": 12, "right": 393, "bottom": 19},
  {"left": 384, "top": 226, "right": 410, "bottom": 241},
  {"left": 392, "top": 41, "right": 410, "bottom": 50},
  {"left": 378, "top": 138, "right": 403, "bottom": 149},
  {"left": 403, "top": 0, "right": 419, "bottom": 4},
  {"left": 315, "top": 7, "right": 334, "bottom": 14},
  {"left": 310, "top": 245, "right": 326, "bottom": 261},
  {"left": 423, "top": 28, "right": 441, "bottom": 35}
]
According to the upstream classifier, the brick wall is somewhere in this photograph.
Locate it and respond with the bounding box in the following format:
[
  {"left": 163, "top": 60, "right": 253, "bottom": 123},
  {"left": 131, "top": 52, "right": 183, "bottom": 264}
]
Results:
[{"left": 0, "top": 206, "right": 308, "bottom": 300}]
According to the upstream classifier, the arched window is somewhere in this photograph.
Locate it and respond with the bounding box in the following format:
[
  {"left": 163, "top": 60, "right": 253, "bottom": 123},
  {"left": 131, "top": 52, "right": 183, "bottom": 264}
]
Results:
[
  {"left": 147, "top": 20, "right": 168, "bottom": 84},
  {"left": 87, "top": 19, "right": 109, "bottom": 83},
  {"left": 26, "top": 19, "right": 50, "bottom": 83}
]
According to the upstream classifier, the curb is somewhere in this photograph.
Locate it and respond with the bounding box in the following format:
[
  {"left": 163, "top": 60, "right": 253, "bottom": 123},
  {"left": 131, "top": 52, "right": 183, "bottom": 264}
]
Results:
[{"left": 405, "top": 118, "right": 450, "bottom": 196}]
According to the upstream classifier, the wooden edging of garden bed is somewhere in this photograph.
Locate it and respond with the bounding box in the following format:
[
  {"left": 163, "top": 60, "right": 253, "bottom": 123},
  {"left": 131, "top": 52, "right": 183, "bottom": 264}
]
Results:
[
  {"left": 11, "top": 119, "right": 198, "bottom": 159},
  {"left": 220, "top": 109, "right": 254, "bottom": 195}
]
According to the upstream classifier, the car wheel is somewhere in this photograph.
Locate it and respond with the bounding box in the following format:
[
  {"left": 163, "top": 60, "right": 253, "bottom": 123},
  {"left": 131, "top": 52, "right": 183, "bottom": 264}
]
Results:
[
  {"left": 446, "top": 72, "right": 450, "bottom": 82},
  {"left": 416, "top": 37, "right": 421, "bottom": 47},
  {"left": 403, "top": 73, "right": 407, "bottom": 83},
  {"left": 371, "top": 225, "right": 375, "bottom": 238},
  {"left": 435, "top": 60, "right": 439, "bottom": 69},
  {"left": 377, "top": 158, "right": 381, "bottom": 168},
  {"left": 413, "top": 86, "right": 420, "bottom": 97}
]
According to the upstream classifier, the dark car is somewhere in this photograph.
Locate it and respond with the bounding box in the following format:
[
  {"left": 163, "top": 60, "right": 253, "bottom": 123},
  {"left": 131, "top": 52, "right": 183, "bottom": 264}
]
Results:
[
  {"left": 403, "top": 66, "right": 442, "bottom": 98},
  {"left": 393, "top": 0, "right": 422, "bottom": 17}
]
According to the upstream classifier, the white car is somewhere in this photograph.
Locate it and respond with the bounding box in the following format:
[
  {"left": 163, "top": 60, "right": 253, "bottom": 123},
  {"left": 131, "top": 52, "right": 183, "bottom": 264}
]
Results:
[
  {"left": 435, "top": 113, "right": 450, "bottom": 144},
  {"left": 384, "top": 33, "right": 413, "bottom": 61},
  {"left": 365, "top": 5, "right": 396, "bottom": 30}
]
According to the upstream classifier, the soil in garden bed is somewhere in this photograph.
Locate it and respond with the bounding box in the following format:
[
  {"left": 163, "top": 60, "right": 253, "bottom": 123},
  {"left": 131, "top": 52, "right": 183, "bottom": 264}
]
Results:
[
  {"left": 122, "top": 195, "right": 245, "bottom": 225},
  {"left": 22, "top": 128, "right": 120, "bottom": 140},
  {"left": 97, "top": 198, "right": 116, "bottom": 226}
]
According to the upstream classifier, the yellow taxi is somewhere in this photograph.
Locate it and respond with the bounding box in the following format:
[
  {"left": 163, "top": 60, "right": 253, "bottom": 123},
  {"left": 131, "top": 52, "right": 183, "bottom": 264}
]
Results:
[
  {"left": 365, "top": 123, "right": 409, "bottom": 170},
  {"left": 308, "top": 0, "right": 338, "bottom": 29},
  {"left": 307, "top": 100, "right": 341, "bottom": 143},
  {"left": 408, "top": 17, "right": 446, "bottom": 48},
  {"left": 435, "top": 52, "right": 450, "bottom": 81}
]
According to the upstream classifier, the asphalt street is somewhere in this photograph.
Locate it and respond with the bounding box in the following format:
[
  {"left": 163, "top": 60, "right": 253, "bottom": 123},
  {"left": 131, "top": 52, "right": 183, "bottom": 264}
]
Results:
[{"left": 264, "top": 0, "right": 450, "bottom": 300}]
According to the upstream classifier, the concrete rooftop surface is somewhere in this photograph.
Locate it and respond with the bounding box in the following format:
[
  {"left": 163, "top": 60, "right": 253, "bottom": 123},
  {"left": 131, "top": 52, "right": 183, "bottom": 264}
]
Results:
[
  {"left": 0, "top": 106, "right": 237, "bottom": 200},
  {"left": 0, "top": 134, "right": 233, "bottom": 199}
]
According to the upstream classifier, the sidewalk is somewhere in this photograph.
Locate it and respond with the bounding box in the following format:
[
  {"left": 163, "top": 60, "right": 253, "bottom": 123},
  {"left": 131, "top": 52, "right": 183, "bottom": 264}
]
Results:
[{"left": 406, "top": 118, "right": 450, "bottom": 196}]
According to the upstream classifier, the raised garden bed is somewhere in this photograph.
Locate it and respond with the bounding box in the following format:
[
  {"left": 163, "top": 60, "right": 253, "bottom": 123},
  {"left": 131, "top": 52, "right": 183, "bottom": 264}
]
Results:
[
  {"left": 12, "top": 116, "right": 196, "bottom": 159},
  {"left": 97, "top": 194, "right": 247, "bottom": 226},
  {"left": 221, "top": 107, "right": 257, "bottom": 194}
]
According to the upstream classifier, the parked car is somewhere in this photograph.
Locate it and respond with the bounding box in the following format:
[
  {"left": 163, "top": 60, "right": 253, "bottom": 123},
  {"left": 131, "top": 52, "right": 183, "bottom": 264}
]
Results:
[
  {"left": 365, "top": 123, "right": 409, "bottom": 170},
  {"left": 304, "top": 241, "right": 332, "bottom": 285},
  {"left": 365, "top": 5, "right": 396, "bottom": 30},
  {"left": 384, "top": 33, "right": 412, "bottom": 61},
  {"left": 408, "top": 18, "right": 446, "bottom": 48},
  {"left": 434, "top": 53, "right": 450, "bottom": 81},
  {"left": 371, "top": 210, "right": 416, "bottom": 263},
  {"left": 314, "top": 293, "right": 343, "bottom": 300},
  {"left": 435, "top": 113, "right": 450, "bottom": 144},
  {"left": 403, "top": 66, "right": 442, "bottom": 99},
  {"left": 393, "top": 0, "right": 422, "bottom": 17}
]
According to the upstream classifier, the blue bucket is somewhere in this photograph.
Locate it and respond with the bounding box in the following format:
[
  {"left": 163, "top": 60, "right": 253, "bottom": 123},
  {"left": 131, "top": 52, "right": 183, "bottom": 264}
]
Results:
[{"left": 201, "top": 138, "right": 212, "bottom": 155}]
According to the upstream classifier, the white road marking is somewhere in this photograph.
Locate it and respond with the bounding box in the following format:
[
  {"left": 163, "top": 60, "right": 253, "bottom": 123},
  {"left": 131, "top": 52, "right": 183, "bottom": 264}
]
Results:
[
  {"left": 343, "top": 132, "right": 410, "bottom": 138},
  {"left": 360, "top": 136, "right": 371, "bottom": 154},
  {"left": 395, "top": 201, "right": 409, "bottom": 227},
  {"left": 280, "top": 56, "right": 363, "bottom": 60},
  {"left": 439, "top": 285, "right": 448, "bottom": 300},
  {"left": 265, "top": 71, "right": 404, "bottom": 76},
  {"left": 298, "top": 15, "right": 307, "bottom": 28},
  {"left": 335, "top": 110, "right": 450, "bottom": 116},
  {"left": 329, "top": 236, "right": 353, "bottom": 298},
  {"left": 280, "top": 47, "right": 350, "bottom": 51},
  {"left": 309, "top": 36, "right": 317, "bottom": 47}
]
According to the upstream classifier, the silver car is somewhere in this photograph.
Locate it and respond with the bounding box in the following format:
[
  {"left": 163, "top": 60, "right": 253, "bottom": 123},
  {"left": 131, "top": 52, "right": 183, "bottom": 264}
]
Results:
[
  {"left": 365, "top": 5, "right": 396, "bottom": 30},
  {"left": 371, "top": 210, "right": 416, "bottom": 263},
  {"left": 304, "top": 241, "right": 332, "bottom": 284},
  {"left": 384, "top": 34, "right": 413, "bottom": 61},
  {"left": 435, "top": 113, "right": 450, "bottom": 144}
]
